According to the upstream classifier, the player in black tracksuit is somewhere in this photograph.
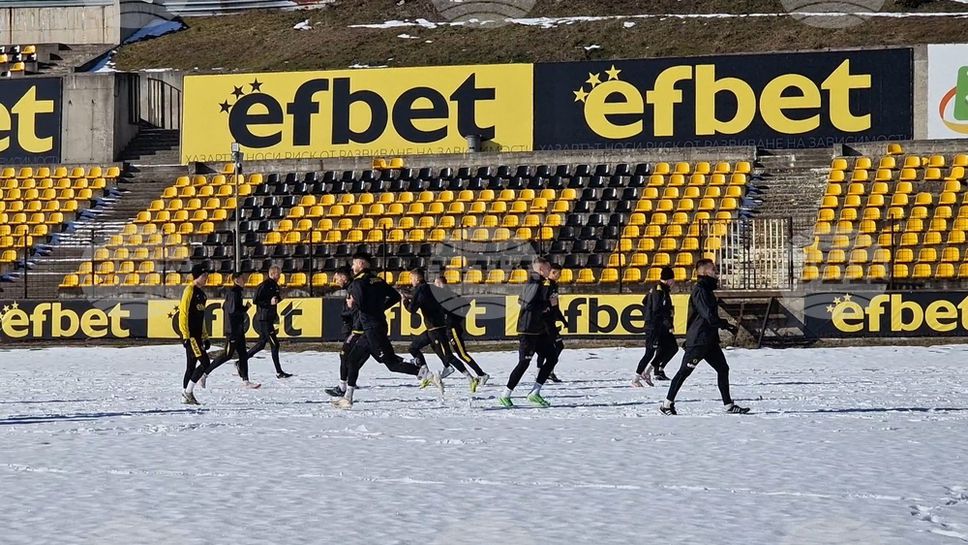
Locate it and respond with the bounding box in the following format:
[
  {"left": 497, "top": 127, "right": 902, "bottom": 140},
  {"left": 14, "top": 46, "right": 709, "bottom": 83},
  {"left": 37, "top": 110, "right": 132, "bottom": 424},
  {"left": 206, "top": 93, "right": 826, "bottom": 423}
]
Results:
[
  {"left": 535, "top": 262, "right": 565, "bottom": 383},
  {"left": 498, "top": 257, "right": 559, "bottom": 408},
  {"left": 333, "top": 253, "right": 437, "bottom": 409},
  {"left": 246, "top": 265, "right": 293, "bottom": 379},
  {"left": 433, "top": 276, "right": 489, "bottom": 383},
  {"left": 326, "top": 267, "right": 360, "bottom": 398},
  {"left": 181, "top": 263, "right": 212, "bottom": 405},
  {"left": 634, "top": 266, "right": 679, "bottom": 386},
  {"left": 404, "top": 268, "right": 483, "bottom": 391},
  {"left": 207, "top": 272, "right": 261, "bottom": 389},
  {"left": 661, "top": 259, "right": 749, "bottom": 415}
]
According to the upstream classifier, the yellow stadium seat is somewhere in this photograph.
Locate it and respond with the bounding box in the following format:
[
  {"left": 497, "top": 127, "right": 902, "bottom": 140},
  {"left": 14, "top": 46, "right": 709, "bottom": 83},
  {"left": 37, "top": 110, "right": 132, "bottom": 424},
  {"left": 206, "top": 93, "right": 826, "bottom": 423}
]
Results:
[
  {"left": 576, "top": 269, "right": 596, "bottom": 284},
  {"left": 508, "top": 270, "right": 528, "bottom": 284},
  {"left": 868, "top": 264, "right": 887, "bottom": 280},
  {"left": 937, "top": 263, "right": 955, "bottom": 279},
  {"left": 829, "top": 170, "right": 845, "bottom": 183},
  {"left": 802, "top": 266, "right": 819, "bottom": 282},
  {"left": 822, "top": 266, "right": 842, "bottom": 282},
  {"left": 844, "top": 265, "right": 864, "bottom": 281},
  {"left": 942, "top": 247, "right": 960, "bottom": 262},
  {"left": 486, "top": 270, "right": 506, "bottom": 284}
]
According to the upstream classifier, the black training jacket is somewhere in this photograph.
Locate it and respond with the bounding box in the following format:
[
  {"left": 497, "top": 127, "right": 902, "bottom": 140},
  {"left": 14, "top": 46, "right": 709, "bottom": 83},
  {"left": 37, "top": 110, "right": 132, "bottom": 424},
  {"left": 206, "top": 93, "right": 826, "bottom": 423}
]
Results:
[
  {"left": 642, "top": 282, "right": 674, "bottom": 333},
  {"left": 546, "top": 279, "right": 566, "bottom": 335},
  {"left": 253, "top": 277, "right": 281, "bottom": 324},
  {"left": 405, "top": 282, "right": 448, "bottom": 330},
  {"left": 348, "top": 270, "right": 401, "bottom": 330},
  {"left": 684, "top": 275, "right": 730, "bottom": 348},
  {"left": 222, "top": 284, "right": 248, "bottom": 339},
  {"left": 516, "top": 272, "right": 553, "bottom": 335}
]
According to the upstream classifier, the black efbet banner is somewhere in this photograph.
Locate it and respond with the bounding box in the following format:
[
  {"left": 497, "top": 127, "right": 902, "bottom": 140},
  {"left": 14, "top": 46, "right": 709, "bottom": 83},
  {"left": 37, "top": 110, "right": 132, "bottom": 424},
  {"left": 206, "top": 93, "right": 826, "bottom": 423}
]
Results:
[
  {"left": 805, "top": 291, "right": 968, "bottom": 338},
  {"left": 534, "top": 48, "right": 913, "bottom": 150},
  {"left": 0, "top": 78, "right": 61, "bottom": 164}
]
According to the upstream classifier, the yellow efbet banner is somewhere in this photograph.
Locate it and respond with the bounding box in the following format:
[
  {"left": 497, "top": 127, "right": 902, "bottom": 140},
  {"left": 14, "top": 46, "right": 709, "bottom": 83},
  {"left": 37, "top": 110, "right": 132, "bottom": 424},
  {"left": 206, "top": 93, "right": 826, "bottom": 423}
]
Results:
[
  {"left": 181, "top": 64, "right": 534, "bottom": 163},
  {"left": 502, "top": 294, "right": 689, "bottom": 337},
  {"left": 147, "top": 299, "right": 323, "bottom": 340}
]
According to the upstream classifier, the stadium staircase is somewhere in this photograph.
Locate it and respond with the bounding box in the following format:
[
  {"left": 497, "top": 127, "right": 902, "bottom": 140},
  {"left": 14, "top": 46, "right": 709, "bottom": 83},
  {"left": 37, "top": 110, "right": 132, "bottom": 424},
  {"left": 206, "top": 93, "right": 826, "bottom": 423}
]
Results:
[
  {"left": 4, "top": 165, "right": 181, "bottom": 298},
  {"left": 119, "top": 123, "right": 181, "bottom": 166}
]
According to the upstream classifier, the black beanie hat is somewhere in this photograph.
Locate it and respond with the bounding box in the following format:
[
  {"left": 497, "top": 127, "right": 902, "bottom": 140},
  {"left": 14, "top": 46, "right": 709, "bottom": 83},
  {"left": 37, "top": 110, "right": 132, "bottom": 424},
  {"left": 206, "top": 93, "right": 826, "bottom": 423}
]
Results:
[
  {"left": 660, "top": 266, "right": 675, "bottom": 281},
  {"left": 191, "top": 262, "right": 210, "bottom": 280}
]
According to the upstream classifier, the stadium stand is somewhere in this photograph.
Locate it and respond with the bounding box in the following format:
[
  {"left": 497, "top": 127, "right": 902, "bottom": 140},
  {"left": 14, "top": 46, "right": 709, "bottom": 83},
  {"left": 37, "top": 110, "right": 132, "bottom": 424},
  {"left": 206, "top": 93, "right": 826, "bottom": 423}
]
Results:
[
  {"left": 806, "top": 144, "right": 968, "bottom": 283},
  {"left": 59, "top": 159, "right": 756, "bottom": 292},
  {"left": 0, "top": 166, "right": 121, "bottom": 273}
]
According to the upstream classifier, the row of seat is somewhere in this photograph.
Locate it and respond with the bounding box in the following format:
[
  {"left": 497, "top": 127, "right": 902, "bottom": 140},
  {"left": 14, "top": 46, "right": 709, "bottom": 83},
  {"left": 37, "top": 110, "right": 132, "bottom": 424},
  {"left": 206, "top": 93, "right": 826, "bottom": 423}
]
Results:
[
  {"left": 59, "top": 264, "right": 698, "bottom": 291},
  {"left": 0, "top": 166, "right": 118, "bottom": 180},
  {"left": 805, "top": 263, "right": 968, "bottom": 282}
]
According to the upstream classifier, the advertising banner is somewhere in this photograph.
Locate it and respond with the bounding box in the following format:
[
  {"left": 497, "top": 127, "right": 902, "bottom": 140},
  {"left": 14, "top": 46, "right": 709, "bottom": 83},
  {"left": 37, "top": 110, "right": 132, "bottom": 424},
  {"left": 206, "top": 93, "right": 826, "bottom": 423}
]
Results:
[
  {"left": 534, "top": 48, "right": 912, "bottom": 150},
  {"left": 804, "top": 292, "right": 968, "bottom": 338},
  {"left": 927, "top": 44, "right": 968, "bottom": 139},
  {"left": 146, "top": 298, "right": 324, "bottom": 340},
  {"left": 181, "top": 64, "right": 534, "bottom": 163},
  {"left": 0, "top": 77, "right": 61, "bottom": 164},
  {"left": 0, "top": 300, "right": 145, "bottom": 340}
]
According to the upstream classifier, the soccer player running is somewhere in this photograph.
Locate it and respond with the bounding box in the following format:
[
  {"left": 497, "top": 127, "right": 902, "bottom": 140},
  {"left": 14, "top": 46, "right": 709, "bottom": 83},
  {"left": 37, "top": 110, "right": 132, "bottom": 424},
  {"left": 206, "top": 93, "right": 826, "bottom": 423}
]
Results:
[
  {"left": 498, "top": 256, "right": 559, "bottom": 408},
  {"left": 535, "top": 262, "right": 566, "bottom": 383},
  {"left": 326, "top": 266, "right": 358, "bottom": 398},
  {"left": 180, "top": 263, "right": 212, "bottom": 405},
  {"left": 633, "top": 266, "right": 678, "bottom": 387},
  {"left": 206, "top": 272, "right": 261, "bottom": 390},
  {"left": 660, "top": 259, "right": 749, "bottom": 416},
  {"left": 433, "top": 276, "right": 489, "bottom": 386},
  {"left": 246, "top": 265, "right": 293, "bottom": 379},
  {"left": 332, "top": 252, "right": 440, "bottom": 409},
  {"left": 404, "top": 268, "right": 481, "bottom": 392}
]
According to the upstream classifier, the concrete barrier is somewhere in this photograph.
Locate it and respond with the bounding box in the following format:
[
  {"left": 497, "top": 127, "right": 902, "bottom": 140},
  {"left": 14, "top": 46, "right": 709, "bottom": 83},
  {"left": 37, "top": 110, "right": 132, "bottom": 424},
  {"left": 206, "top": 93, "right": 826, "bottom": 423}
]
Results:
[
  {"left": 0, "top": 2, "right": 119, "bottom": 45},
  {"left": 59, "top": 72, "right": 140, "bottom": 164}
]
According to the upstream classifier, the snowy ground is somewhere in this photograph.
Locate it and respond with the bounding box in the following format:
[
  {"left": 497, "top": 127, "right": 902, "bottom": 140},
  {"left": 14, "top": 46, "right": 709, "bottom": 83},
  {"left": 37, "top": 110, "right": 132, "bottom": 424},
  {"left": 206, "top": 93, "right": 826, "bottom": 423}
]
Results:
[{"left": 1, "top": 343, "right": 967, "bottom": 545}]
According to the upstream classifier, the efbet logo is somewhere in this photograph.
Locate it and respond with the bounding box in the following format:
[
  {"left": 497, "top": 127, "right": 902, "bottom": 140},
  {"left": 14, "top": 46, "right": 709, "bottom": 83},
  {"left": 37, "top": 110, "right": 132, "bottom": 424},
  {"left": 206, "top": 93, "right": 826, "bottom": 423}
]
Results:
[
  {"left": 936, "top": 65, "right": 968, "bottom": 135},
  {"left": 0, "top": 301, "right": 131, "bottom": 339},
  {"left": 215, "top": 76, "right": 501, "bottom": 149},
  {"left": 572, "top": 60, "right": 873, "bottom": 140},
  {"left": 825, "top": 293, "right": 968, "bottom": 334},
  {"left": 182, "top": 65, "right": 533, "bottom": 162}
]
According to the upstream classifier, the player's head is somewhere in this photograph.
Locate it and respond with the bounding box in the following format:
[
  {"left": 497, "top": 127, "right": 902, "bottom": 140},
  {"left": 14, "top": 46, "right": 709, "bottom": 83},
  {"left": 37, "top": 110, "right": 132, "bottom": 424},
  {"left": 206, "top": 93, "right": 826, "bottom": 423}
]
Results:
[
  {"left": 548, "top": 262, "right": 562, "bottom": 281},
  {"left": 231, "top": 271, "right": 245, "bottom": 287},
  {"left": 660, "top": 266, "right": 675, "bottom": 286},
  {"left": 351, "top": 252, "right": 372, "bottom": 274},
  {"left": 695, "top": 259, "right": 718, "bottom": 279},
  {"left": 434, "top": 275, "right": 447, "bottom": 288},
  {"left": 410, "top": 267, "right": 426, "bottom": 286},
  {"left": 532, "top": 256, "right": 551, "bottom": 278},
  {"left": 191, "top": 262, "right": 210, "bottom": 286},
  {"left": 268, "top": 265, "right": 281, "bottom": 280},
  {"left": 333, "top": 266, "right": 352, "bottom": 288}
]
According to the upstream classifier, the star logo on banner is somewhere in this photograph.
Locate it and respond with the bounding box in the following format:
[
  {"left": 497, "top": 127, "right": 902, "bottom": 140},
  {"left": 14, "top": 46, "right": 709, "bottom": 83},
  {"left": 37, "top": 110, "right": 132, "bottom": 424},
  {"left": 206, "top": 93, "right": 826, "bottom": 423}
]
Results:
[
  {"left": 573, "top": 88, "right": 589, "bottom": 103},
  {"left": 250, "top": 79, "right": 263, "bottom": 92},
  {"left": 605, "top": 65, "right": 621, "bottom": 80},
  {"left": 231, "top": 86, "right": 245, "bottom": 99},
  {"left": 585, "top": 72, "right": 602, "bottom": 88},
  {"left": 219, "top": 100, "right": 231, "bottom": 113}
]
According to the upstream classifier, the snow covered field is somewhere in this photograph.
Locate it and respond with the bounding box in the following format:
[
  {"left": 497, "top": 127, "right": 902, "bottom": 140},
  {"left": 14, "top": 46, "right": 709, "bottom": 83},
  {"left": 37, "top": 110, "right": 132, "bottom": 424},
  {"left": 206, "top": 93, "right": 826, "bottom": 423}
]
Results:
[{"left": 1, "top": 343, "right": 967, "bottom": 544}]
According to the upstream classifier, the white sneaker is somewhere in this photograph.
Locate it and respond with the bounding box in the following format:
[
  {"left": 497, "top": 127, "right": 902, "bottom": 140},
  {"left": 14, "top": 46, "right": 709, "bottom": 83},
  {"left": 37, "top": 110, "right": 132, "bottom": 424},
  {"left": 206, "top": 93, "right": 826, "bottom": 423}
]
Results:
[
  {"left": 332, "top": 397, "right": 353, "bottom": 410},
  {"left": 440, "top": 366, "right": 456, "bottom": 379},
  {"left": 242, "top": 381, "right": 262, "bottom": 389},
  {"left": 430, "top": 371, "right": 445, "bottom": 396},
  {"left": 417, "top": 364, "right": 430, "bottom": 381},
  {"left": 478, "top": 374, "right": 490, "bottom": 387},
  {"left": 198, "top": 374, "right": 207, "bottom": 389},
  {"left": 631, "top": 375, "right": 644, "bottom": 388}
]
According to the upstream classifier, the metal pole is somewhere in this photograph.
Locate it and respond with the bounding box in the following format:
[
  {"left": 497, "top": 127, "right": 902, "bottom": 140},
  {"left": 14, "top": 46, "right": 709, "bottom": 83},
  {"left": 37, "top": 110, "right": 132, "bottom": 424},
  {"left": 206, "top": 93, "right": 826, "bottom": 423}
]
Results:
[
  {"left": 91, "top": 227, "right": 96, "bottom": 299},
  {"left": 22, "top": 225, "right": 28, "bottom": 299},
  {"left": 787, "top": 217, "right": 794, "bottom": 290},
  {"left": 309, "top": 230, "right": 315, "bottom": 298},
  {"left": 232, "top": 143, "right": 243, "bottom": 274}
]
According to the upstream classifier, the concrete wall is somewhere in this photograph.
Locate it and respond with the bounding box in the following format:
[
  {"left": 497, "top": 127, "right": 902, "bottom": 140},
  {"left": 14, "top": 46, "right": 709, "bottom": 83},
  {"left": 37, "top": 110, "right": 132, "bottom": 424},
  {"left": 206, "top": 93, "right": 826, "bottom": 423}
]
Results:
[
  {"left": 60, "top": 72, "right": 139, "bottom": 164},
  {"left": 0, "top": 3, "right": 120, "bottom": 45},
  {"left": 113, "top": 72, "right": 140, "bottom": 158},
  {"left": 913, "top": 44, "right": 929, "bottom": 141}
]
